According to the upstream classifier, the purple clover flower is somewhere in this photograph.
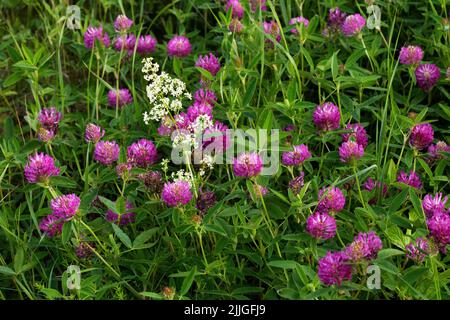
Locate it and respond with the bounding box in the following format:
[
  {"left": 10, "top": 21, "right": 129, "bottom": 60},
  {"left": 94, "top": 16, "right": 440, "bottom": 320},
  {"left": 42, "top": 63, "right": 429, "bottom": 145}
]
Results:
[
  {"left": 306, "top": 212, "right": 337, "bottom": 240},
  {"left": 167, "top": 35, "right": 192, "bottom": 57},
  {"left": 162, "top": 181, "right": 193, "bottom": 207},
  {"left": 94, "top": 141, "right": 120, "bottom": 165},
  {"left": 233, "top": 152, "right": 263, "bottom": 178},
  {"left": 24, "top": 152, "right": 60, "bottom": 184}
]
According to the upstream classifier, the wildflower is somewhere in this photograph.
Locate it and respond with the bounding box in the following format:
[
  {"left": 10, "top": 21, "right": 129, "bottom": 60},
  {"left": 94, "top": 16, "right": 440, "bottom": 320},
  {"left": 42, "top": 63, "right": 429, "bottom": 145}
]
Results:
[
  {"left": 167, "top": 35, "right": 192, "bottom": 57},
  {"left": 85, "top": 123, "right": 105, "bottom": 144},
  {"left": 399, "top": 46, "right": 424, "bottom": 65},
  {"left": 363, "top": 178, "right": 388, "bottom": 204},
  {"left": 107, "top": 88, "right": 133, "bottom": 108},
  {"left": 306, "top": 212, "right": 336, "bottom": 240},
  {"left": 194, "top": 89, "right": 217, "bottom": 106},
  {"left": 313, "top": 102, "right": 340, "bottom": 131},
  {"left": 75, "top": 242, "right": 96, "bottom": 259},
  {"left": 187, "top": 103, "right": 213, "bottom": 122},
  {"left": 137, "top": 35, "right": 157, "bottom": 55},
  {"left": 127, "top": 139, "right": 158, "bottom": 168},
  {"left": 317, "top": 186, "right": 346, "bottom": 213},
  {"left": 341, "top": 13, "right": 366, "bottom": 36},
  {"left": 162, "top": 286, "right": 176, "bottom": 300},
  {"left": 39, "top": 215, "right": 64, "bottom": 237},
  {"left": 94, "top": 141, "right": 120, "bottom": 165},
  {"left": 114, "top": 34, "right": 136, "bottom": 53},
  {"left": 344, "top": 231, "right": 382, "bottom": 261},
  {"left": 289, "top": 16, "right": 309, "bottom": 34},
  {"left": 38, "top": 127, "right": 55, "bottom": 143},
  {"left": 427, "top": 212, "right": 450, "bottom": 252},
  {"left": 342, "top": 123, "right": 368, "bottom": 148},
  {"left": 397, "top": 170, "right": 422, "bottom": 189},
  {"left": 24, "top": 152, "right": 60, "bottom": 184},
  {"left": 114, "top": 15, "right": 133, "bottom": 32},
  {"left": 50, "top": 194, "right": 81, "bottom": 220},
  {"left": 161, "top": 181, "right": 193, "bottom": 207},
  {"left": 423, "top": 193, "right": 448, "bottom": 218},
  {"left": 428, "top": 141, "right": 450, "bottom": 159},
  {"left": 253, "top": 184, "right": 268, "bottom": 197},
  {"left": 263, "top": 20, "right": 281, "bottom": 46},
  {"left": 84, "top": 25, "right": 110, "bottom": 49},
  {"left": 137, "top": 171, "right": 163, "bottom": 193},
  {"left": 229, "top": 18, "right": 244, "bottom": 33},
  {"left": 327, "top": 7, "right": 347, "bottom": 34},
  {"left": 233, "top": 152, "right": 263, "bottom": 178},
  {"left": 406, "top": 237, "right": 431, "bottom": 263},
  {"left": 318, "top": 251, "right": 352, "bottom": 286},
  {"left": 250, "top": 0, "right": 267, "bottom": 12},
  {"left": 225, "top": 0, "right": 244, "bottom": 19},
  {"left": 196, "top": 53, "right": 221, "bottom": 77},
  {"left": 410, "top": 123, "right": 434, "bottom": 150},
  {"left": 116, "top": 163, "right": 132, "bottom": 180},
  {"left": 203, "top": 121, "right": 231, "bottom": 153},
  {"left": 282, "top": 144, "right": 312, "bottom": 166},
  {"left": 289, "top": 172, "right": 305, "bottom": 195},
  {"left": 339, "top": 140, "right": 364, "bottom": 163},
  {"left": 196, "top": 188, "right": 216, "bottom": 214},
  {"left": 415, "top": 63, "right": 441, "bottom": 91},
  {"left": 38, "top": 107, "right": 62, "bottom": 131},
  {"left": 106, "top": 201, "right": 136, "bottom": 226}
]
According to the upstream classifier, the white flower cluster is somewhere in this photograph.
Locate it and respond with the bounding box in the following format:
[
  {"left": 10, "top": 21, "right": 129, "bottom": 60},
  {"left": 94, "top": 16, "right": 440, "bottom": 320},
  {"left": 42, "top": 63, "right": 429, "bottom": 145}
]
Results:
[
  {"left": 171, "top": 169, "right": 195, "bottom": 187},
  {"left": 199, "top": 155, "right": 214, "bottom": 176},
  {"left": 172, "top": 131, "right": 199, "bottom": 151},
  {"left": 141, "top": 58, "right": 191, "bottom": 123},
  {"left": 189, "top": 114, "right": 214, "bottom": 133}
]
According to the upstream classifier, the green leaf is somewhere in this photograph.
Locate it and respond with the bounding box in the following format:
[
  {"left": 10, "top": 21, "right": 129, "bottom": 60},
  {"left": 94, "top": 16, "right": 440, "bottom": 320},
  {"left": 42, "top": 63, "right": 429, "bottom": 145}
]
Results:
[
  {"left": 267, "top": 260, "right": 299, "bottom": 269},
  {"left": 133, "top": 228, "right": 159, "bottom": 248},
  {"left": 99, "top": 196, "right": 117, "bottom": 213},
  {"left": 331, "top": 51, "right": 339, "bottom": 81},
  {"left": 50, "top": 176, "right": 78, "bottom": 189},
  {"left": 242, "top": 79, "right": 257, "bottom": 107},
  {"left": 180, "top": 266, "right": 197, "bottom": 296},
  {"left": 0, "top": 266, "right": 16, "bottom": 276},
  {"left": 140, "top": 292, "right": 165, "bottom": 300},
  {"left": 62, "top": 221, "right": 72, "bottom": 245},
  {"left": 13, "top": 60, "right": 37, "bottom": 71},
  {"left": 111, "top": 223, "right": 132, "bottom": 249},
  {"left": 377, "top": 248, "right": 405, "bottom": 260},
  {"left": 204, "top": 224, "right": 227, "bottom": 237},
  {"left": 14, "top": 248, "right": 24, "bottom": 274}
]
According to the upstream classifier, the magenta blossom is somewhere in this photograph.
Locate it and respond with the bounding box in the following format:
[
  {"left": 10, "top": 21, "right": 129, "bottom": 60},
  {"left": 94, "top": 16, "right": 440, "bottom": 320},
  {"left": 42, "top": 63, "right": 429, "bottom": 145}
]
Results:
[
  {"left": 196, "top": 53, "right": 221, "bottom": 77},
  {"left": 94, "top": 141, "right": 120, "bottom": 165},
  {"left": 341, "top": 14, "right": 366, "bottom": 37},
  {"left": 415, "top": 63, "right": 441, "bottom": 91},
  {"left": 289, "top": 172, "right": 305, "bottom": 196},
  {"left": 342, "top": 123, "right": 368, "bottom": 148},
  {"left": 162, "top": 181, "right": 193, "bottom": 207},
  {"left": 399, "top": 46, "right": 424, "bottom": 65},
  {"left": 325, "top": 7, "right": 347, "bottom": 35},
  {"left": 114, "top": 34, "right": 136, "bottom": 53},
  {"left": 127, "top": 139, "right": 158, "bottom": 168},
  {"left": 229, "top": 18, "right": 244, "bottom": 33},
  {"left": 203, "top": 121, "right": 231, "bottom": 153},
  {"left": 318, "top": 251, "right": 352, "bottom": 286},
  {"left": 339, "top": 140, "right": 364, "bottom": 163},
  {"left": 38, "top": 107, "right": 62, "bottom": 131},
  {"left": 225, "top": 0, "right": 244, "bottom": 19},
  {"left": 250, "top": 0, "right": 267, "bottom": 12},
  {"left": 108, "top": 88, "right": 133, "bottom": 108},
  {"left": 167, "top": 35, "right": 192, "bottom": 57},
  {"left": 137, "top": 35, "right": 157, "bottom": 55},
  {"left": 317, "top": 186, "right": 346, "bottom": 213},
  {"left": 428, "top": 141, "right": 450, "bottom": 159},
  {"left": 263, "top": 21, "right": 281, "bottom": 46},
  {"left": 116, "top": 163, "right": 132, "bottom": 180},
  {"left": 194, "top": 89, "right": 217, "bottom": 106},
  {"left": 38, "top": 127, "right": 55, "bottom": 143},
  {"left": 85, "top": 123, "right": 105, "bottom": 144},
  {"left": 406, "top": 237, "right": 431, "bottom": 263},
  {"left": 50, "top": 194, "right": 81, "bottom": 220},
  {"left": 344, "top": 231, "right": 382, "bottom": 261},
  {"left": 313, "top": 102, "right": 340, "bottom": 131},
  {"left": 410, "top": 123, "right": 434, "bottom": 150},
  {"left": 39, "top": 215, "right": 64, "bottom": 237},
  {"left": 289, "top": 16, "right": 309, "bottom": 34},
  {"left": 84, "top": 26, "right": 110, "bottom": 49},
  {"left": 427, "top": 212, "right": 450, "bottom": 253},
  {"left": 306, "top": 212, "right": 337, "bottom": 240},
  {"left": 24, "top": 152, "right": 60, "bottom": 184},
  {"left": 397, "top": 170, "right": 422, "bottom": 189},
  {"left": 282, "top": 144, "right": 312, "bottom": 166},
  {"left": 423, "top": 193, "right": 448, "bottom": 218},
  {"left": 114, "top": 15, "right": 133, "bottom": 32},
  {"left": 233, "top": 152, "right": 263, "bottom": 178}
]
